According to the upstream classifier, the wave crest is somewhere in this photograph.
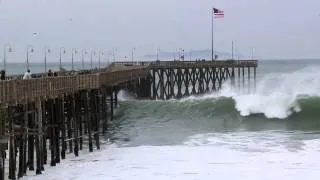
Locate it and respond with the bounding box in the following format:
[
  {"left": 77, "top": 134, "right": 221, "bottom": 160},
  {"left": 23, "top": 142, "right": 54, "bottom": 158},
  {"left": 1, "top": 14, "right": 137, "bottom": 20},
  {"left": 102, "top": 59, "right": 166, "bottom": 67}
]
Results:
[{"left": 220, "top": 66, "right": 320, "bottom": 119}]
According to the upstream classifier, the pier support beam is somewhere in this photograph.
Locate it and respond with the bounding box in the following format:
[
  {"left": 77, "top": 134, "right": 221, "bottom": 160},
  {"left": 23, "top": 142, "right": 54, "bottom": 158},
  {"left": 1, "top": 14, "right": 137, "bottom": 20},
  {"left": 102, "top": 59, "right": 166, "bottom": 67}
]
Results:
[
  {"left": 66, "top": 95, "right": 73, "bottom": 154},
  {"left": 90, "top": 90, "right": 100, "bottom": 150},
  {"left": 101, "top": 90, "right": 108, "bottom": 134},
  {"left": 254, "top": 67, "right": 256, "bottom": 92},
  {"left": 114, "top": 91, "right": 118, "bottom": 108},
  {"left": 54, "top": 99, "right": 61, "bottom": 164},
  {"left": 35, "top": 98, "right": 43, "bottom": 175},
  {"left": 0, "top": 107, "right": 7, "bottom": 180},
  {"left": 79, "top": 93, "right": 84, "bottom": 151},
  {"left": 110, "top": 91, "right": 114, "bottom": 122},
  {"left": 41, "top": 101, "right": 47, "bottom": 168},
  {"left": 146, "top": 74, "right": 152, "bottom": 99},
  {"left": 60, "top": 96, "right": 66, "bottom": 160},
  {"left": 27, "top": 103, "right": 35, "bottom": 171},
  {"left": 152, "top": 69, "right": 156, "bottom": 99},
  {"left": 73, "top": 94, "right": 79, "bottom": 157},
  {"left": 177, "top": 68, "right": 182, "bottom": 98},
  {"left": 48, "top": 99, "right": 56, "bottom": 167},
  {"left": 248, "top": 67, "right": 251, "bottom": 93},
  {"left": 18, "top": 104, "right": 27, "bottom": 178},
  {"left": 0, "top": 143, "right": 5, "bottom": 180},
  {"left": 86, "top": 91, "right": 93, "bottom": 153},
  {"left": 160, "top": 69, "right": 165, "bottom": 99},
  {"left": 8, "top": 106, "right": 16, "bottom": 180}
]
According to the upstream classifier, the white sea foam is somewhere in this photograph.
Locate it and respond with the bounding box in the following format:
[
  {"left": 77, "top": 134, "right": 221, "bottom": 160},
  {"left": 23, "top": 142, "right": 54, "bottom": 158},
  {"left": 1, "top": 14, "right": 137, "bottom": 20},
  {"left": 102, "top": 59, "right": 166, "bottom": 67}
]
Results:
[
  {"left": 23, "top": 132, "right": 320, "bottom": 180},
  {"left": 117, "top": 90, "right": 137, "bottom": 101},
  {"left": 217, "top": 66, "right": 320, "bottom": 119}
]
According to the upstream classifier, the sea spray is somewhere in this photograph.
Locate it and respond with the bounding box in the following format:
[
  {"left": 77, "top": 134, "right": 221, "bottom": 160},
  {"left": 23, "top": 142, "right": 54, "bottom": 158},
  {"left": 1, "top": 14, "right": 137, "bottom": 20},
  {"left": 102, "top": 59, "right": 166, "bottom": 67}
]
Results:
[
  {"left": 220, "top": 66, "right": 320, "bottom": 119},
  {"left": 118, "top": 90, "right": 138, "bottom": 101}
]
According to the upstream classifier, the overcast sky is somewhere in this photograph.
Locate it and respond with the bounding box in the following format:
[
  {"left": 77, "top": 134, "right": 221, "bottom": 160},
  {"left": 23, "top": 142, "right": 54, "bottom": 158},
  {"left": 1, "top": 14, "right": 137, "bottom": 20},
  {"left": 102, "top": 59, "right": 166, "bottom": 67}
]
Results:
[{"left": 0, "top": 0, "right": 320, "bottom": 62}]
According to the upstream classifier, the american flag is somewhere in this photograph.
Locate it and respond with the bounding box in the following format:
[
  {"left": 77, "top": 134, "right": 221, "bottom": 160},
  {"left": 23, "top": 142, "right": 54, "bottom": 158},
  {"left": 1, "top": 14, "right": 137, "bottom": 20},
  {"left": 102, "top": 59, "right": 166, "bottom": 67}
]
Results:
[{"left": 213, "top": 8, "right": 224, "bottom": 18}]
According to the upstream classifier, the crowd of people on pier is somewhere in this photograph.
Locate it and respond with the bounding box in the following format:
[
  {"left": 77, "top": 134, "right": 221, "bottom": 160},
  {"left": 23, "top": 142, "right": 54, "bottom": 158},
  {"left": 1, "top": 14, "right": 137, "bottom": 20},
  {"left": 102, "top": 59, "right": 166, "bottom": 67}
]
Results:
[
  {"left": 0, "top": 68, "right": 97, "bottom": 81},
  {"left": 0, "top": 69, "right": 60, "bottom": 80},
  {"left": 22, "top": 69, "right": 59, "bottom": 79}
]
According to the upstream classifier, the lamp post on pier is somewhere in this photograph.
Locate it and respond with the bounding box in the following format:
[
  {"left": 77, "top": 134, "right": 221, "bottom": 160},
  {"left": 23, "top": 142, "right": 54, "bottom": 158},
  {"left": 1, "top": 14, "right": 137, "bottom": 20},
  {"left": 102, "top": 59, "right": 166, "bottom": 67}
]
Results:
[
  {"left": 156, "top": 48, "right": 160, "bottom": 60},
  {"left": 251, "top": 48, "right": 254, "bottom": 60},
  {"left": 3, "top": 43, "right": 13, "bottom": 71},
  {"left": 81, "top": 49, "right": 87, "bottom": 69},
  {"left": 59, "top": 47, "right": 66, "bottom": 71},
  {"left": 131, "top": 48, "right": 135, "bottom": 64},
  {"left": 231, "top": 41, "right": 234, "bottom": 60},
  {"left": 98, "top": 50, "right": 103, "bottom": 69},
  {"left": 26, "top": 45, "right": 34, "bottom": 70},
  {"left": 44, "top": 47, "right": 51, "bottom": 73},
  {"left": 90, "top": 50, "right": 96, "bottom": 69},
  {"left": 112, "top": 48, "right": 117, "bottom": 62},
  {"left": 72, "top": 49, "right": 77, "bottom": 71}
]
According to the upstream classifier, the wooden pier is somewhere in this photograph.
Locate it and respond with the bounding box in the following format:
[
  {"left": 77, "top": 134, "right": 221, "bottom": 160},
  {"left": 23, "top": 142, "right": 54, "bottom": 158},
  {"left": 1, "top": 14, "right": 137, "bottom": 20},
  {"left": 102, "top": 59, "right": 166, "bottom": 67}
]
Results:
[{"left": 0, "top": 60, "right": 257, "bottom": 180}]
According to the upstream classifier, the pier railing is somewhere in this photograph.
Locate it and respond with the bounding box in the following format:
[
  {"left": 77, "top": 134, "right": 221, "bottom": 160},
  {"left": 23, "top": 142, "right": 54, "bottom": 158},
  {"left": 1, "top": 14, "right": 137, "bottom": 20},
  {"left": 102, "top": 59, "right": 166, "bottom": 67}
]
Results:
[
  {"left": 114, "top": 60, "right": 258, "bottom": 68},
  {"left": 150, "top": 60, "right": 258, "bottom": 68},
  {"left": 99, "top": 68, "right": 150, "bottom": 86},
  {"left": 0, "top": 68, "right": 150, "bottom": 105}
]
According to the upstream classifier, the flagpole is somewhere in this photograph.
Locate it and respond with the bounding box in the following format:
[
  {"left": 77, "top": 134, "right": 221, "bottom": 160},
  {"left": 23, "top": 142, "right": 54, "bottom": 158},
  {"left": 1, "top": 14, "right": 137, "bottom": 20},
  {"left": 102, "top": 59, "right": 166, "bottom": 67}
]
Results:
[
  {"left": 232, "top": 40, "right": 234, "bottom": 60},
  {"left": 211, "top": 7, "right": 214, "bottom": 61}
]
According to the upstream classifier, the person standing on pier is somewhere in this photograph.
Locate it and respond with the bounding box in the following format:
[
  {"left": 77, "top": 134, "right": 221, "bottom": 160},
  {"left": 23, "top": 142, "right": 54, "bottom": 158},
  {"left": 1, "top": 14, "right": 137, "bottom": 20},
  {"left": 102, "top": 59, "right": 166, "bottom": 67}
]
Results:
[
  {"left": 48, "top": 69, "right": 53, "bottom": 77},
  {"left": 0, "top": 70, "right": 5, "bottom": 80},
  {"left": 23, "top": 69, "right": 32, "bottom": 79}
]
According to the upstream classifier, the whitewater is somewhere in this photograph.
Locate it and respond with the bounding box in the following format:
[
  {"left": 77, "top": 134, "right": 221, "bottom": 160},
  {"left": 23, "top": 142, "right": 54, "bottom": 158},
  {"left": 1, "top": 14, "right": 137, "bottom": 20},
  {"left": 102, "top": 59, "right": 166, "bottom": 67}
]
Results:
[
  {"left": 23, "top": 60, "right": 320, "bottom": 180},
  {"left": 23, "top": 133, "right": 320, "bottom": 180},
  {"left": 225, "top": 66, "right": 320, "bottom": 119}
]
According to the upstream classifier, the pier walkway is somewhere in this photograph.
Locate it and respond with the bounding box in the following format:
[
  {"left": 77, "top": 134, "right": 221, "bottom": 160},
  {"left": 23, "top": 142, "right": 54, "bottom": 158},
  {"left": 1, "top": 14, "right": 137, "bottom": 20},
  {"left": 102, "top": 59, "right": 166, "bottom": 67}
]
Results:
[{"left": 0, "top": 60, "right": 257, "bottom": 180}]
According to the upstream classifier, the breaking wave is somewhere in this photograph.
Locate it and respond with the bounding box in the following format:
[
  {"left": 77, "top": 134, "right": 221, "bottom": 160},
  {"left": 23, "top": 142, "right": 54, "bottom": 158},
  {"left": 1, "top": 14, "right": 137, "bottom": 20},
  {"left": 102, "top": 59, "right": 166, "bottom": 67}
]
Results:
[{"left": 219, "top": 66, "right": 320, "bottom": 119}]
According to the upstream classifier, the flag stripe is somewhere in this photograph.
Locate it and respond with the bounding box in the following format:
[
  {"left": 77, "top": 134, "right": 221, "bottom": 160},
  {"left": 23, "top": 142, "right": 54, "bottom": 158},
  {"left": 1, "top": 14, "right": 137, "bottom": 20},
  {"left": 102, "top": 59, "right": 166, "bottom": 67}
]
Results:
[{"left": 213, "top": 7, "right": 224, "bottom": 18}]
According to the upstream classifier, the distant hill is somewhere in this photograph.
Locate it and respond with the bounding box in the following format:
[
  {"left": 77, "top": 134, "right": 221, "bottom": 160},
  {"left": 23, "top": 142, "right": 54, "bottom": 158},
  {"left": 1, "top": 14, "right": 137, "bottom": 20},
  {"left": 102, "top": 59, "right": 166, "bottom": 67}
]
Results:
[{"left": 143, "top": 49, "right": 244, "bottom": 60}]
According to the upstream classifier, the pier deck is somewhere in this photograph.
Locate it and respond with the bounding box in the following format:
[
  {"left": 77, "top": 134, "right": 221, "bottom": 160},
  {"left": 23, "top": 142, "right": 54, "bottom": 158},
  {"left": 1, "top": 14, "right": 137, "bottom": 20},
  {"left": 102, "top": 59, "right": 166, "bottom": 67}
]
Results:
[{"left": 0, "top": 59, "right": 257, "bottom": 180}]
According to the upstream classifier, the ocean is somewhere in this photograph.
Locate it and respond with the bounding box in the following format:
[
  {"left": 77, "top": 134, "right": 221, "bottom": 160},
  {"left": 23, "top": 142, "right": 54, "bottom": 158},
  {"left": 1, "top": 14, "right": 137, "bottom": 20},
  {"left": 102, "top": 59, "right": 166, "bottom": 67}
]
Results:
[{"left": 23, "top": 59, "right": 320, "bottom": 180}]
